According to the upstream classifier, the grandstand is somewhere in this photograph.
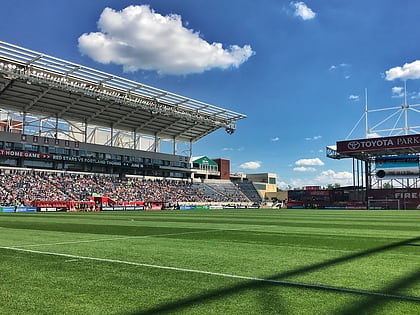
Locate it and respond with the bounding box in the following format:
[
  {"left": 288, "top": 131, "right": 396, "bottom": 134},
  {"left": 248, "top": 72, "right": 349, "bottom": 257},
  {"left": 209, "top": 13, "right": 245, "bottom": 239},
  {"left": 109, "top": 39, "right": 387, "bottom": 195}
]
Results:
[
  {"left": 234, "top": 180, "right": 263, "bottom": 204},
  {"left": 0, "top": 169, "right": 264, "bottom": 210},
  {"left": 0, "top": 40, "right": 265, "bottom": 211},
  {"left": 198, "top": 179, "right": 250, "bottom": 203}
]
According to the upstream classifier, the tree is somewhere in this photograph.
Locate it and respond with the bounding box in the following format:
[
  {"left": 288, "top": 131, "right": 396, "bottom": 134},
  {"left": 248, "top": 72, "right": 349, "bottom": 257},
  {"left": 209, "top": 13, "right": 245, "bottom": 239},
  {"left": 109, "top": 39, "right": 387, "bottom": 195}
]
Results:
[
  {"left": 327, "top": 183, "right": 340, "bottom": 190},
  {"left": 383, "top": 182, "right": 393, "bottom": 189}
]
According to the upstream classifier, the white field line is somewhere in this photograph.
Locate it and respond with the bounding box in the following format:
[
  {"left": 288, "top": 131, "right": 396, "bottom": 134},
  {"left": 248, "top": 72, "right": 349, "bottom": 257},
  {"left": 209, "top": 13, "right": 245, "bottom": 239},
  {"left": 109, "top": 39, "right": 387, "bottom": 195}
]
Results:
[{"left": 1, "top": 245, "right": 419, "bottom": 303}]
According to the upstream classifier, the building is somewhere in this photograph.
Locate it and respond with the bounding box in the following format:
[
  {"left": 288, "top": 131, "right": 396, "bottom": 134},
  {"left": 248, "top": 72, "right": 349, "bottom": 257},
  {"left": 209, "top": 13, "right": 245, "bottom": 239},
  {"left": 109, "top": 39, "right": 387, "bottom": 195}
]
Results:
[{"left": 0, "top": 40, "right": 246, "bottom": 180}]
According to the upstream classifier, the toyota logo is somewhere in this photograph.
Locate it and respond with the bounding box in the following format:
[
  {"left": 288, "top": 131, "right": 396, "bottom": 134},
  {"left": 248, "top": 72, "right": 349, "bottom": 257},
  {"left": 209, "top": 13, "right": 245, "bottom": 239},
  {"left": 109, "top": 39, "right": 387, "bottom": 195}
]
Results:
[{"left": 347, "top": 141, "right": 360, "bottom": 150}]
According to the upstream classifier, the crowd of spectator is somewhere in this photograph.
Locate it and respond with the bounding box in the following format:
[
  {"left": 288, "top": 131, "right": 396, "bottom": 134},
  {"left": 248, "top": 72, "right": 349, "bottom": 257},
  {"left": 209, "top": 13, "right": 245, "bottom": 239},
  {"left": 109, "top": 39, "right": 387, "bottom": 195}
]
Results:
[{"left": 0, "top": 170, "right": 252, "bottom": 207}]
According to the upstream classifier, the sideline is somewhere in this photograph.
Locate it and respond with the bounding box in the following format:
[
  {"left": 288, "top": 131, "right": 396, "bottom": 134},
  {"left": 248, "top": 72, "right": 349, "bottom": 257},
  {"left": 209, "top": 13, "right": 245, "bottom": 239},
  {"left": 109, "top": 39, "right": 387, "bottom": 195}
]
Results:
[{"left": 1, "top": 245, "right": 420, "bottom": 303}]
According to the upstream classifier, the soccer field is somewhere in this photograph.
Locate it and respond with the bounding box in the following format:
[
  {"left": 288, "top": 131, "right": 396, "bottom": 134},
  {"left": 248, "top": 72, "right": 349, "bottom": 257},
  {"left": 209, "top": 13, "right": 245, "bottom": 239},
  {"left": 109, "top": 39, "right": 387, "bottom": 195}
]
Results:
[{"left": 0, "top": 209, "right": 420, "bottom": 314}]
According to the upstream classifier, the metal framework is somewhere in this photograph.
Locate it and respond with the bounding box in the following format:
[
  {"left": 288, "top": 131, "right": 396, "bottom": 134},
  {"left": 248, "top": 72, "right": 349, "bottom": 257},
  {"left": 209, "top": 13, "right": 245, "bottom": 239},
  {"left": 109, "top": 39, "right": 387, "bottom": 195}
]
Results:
[
  {"left": 0, "top": 40, "right": 246, "bottom": 155},
  {"left": 327, "top": 88, "right": 420, "bottom": 189},
  {"left": 355, "top": 86, "right": 420, "bottom": 139}
]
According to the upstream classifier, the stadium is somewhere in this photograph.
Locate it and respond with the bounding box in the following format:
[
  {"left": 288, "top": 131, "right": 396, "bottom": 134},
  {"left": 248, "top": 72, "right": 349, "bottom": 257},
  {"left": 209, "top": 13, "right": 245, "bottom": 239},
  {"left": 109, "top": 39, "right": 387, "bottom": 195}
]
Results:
[
  {"left": 3, "top": 39, "right": 420, "bottom": 211},
  {"left": 0, "top": 40, "right": 277, "bottom": 212},
  {"left": 1, "top": 40, "right": 420, "bottom": 315}
]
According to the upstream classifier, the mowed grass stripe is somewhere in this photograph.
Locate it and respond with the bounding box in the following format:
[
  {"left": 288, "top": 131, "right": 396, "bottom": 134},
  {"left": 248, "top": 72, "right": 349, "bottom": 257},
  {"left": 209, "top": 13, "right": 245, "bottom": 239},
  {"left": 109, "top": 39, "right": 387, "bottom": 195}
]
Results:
[
  {"left": 0, "top": 247, "right": 366, "bottom": 315},
  {"left": 2, "top": 245, "right": 420, "bottom": 304},
  {"left": 1, "top": 209, "right": 420, "bottom": 314},
  {"left": 2, "top": 221, "right": 417, "bottom": 253},
  {"left": 2, "top": 210, "right": 419, "bottom": 233}
]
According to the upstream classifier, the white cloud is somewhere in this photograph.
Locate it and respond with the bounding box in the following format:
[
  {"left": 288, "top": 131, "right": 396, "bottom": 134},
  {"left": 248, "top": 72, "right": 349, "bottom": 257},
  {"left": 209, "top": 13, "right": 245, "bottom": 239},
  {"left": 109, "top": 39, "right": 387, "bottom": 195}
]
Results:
[
  {"left": 271, "top": 137, "right": 280, "bottom": 142},
  {"left": 291, "top": 2, "right": 316, "bottom": 20},
  {"left": 222, "top": 147, "right": 244, "bottom": 151},
  {"left": 277, "top": 181, "right": 290, "bottom": 190},
  {"left": 293, "top": 166, "right": 316, "bottom": 172},
  {"left": 391, "top": 86, "right": 404, "bottom": 98},
  {"left": 390, "top": 87, "right": 420, "bottom": 100},
  {"left": 239, "top": 161, "right": 261, "bottom": 170},
  {"left": 295, "top": 158, "right": 324, "bottom": 166},
  {"left": 78, "top": 5, "right": 255, "bottom": 75},
  {"left": 329, "top": 63, "right": 350, "bottom": 70},
  {"left": 290, "top": 178, "right": 309, "bottom": 188},
  {"left": 315, "top": 170, "right": 353, "bottom": 186},
  {"left": 329, "top": 63, "right": 351, "bottom": 79},
  {"left": 305, "top": 135, "right": 322, "bottom": 141},
  {"left": 367, "top": 132, "right": 381, "bottom": 138},
  {"left": 290, "top": 169, "right": 353, "bottom": 188},
  {"left": 410, "top": 92, "right": 420, "bottom": 99},
  {"left": 349, "top": 94, "right": 359, "bottom": 101},
  {"left": 385, "top": 60, "right": 420, "bottom": 81}
]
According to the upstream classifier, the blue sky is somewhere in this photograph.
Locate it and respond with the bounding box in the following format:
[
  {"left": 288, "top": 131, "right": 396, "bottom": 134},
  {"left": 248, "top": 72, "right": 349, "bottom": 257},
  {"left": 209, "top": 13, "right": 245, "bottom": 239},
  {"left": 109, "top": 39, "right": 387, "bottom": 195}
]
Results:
[{"left": 1, "top": 0, "right": 420, "bottom": 188}]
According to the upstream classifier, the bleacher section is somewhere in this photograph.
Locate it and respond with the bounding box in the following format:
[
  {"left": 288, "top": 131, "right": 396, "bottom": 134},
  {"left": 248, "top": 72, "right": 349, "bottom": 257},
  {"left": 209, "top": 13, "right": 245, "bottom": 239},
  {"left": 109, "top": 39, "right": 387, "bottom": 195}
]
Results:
[
  {"left": 0, "top": 169, "right": 258, "bottom": 210},
  {"left": 233, "top": 180, "right": 263, "bottom": 204},
  {"left": 201, "top": 179, "right": 250, "bottom": 203}
]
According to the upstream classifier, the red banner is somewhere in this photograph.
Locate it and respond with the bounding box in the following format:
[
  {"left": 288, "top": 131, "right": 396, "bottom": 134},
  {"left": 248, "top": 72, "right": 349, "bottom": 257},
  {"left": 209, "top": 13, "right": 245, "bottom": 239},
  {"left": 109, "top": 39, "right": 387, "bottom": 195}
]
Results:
[{"left": 336, "top": 135, "right": 420, "bottom": 153}]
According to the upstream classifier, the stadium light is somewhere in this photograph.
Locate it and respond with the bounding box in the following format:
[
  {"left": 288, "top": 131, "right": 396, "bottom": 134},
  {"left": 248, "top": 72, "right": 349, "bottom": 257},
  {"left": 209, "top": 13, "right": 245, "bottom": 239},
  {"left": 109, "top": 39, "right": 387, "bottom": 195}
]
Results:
[{"left": 225, "top": 127, "right": 235, "bottom": 134}]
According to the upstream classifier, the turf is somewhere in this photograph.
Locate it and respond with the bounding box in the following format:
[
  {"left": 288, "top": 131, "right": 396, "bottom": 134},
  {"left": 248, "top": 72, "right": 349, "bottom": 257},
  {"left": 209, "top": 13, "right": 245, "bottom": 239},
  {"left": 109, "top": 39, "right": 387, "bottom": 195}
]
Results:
[{"left": 0, "top": 209, "right": 419, "bottom": 314}]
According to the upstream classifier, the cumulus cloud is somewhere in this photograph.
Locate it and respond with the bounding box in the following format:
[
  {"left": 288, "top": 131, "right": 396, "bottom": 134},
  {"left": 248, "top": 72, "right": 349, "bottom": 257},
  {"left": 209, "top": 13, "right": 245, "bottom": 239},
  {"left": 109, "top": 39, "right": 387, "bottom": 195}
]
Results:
[
  {"left": 293, "top": 166, "right": 316, "bottom": 172},
  {"left": 391, "top": 86, "right": 404, "bottom": 98},
  {"left": 295, "top": 158, "right": 324, "bottom": 166},
  {"left": 290, "top": 169, "right": 353, "bottom": 188},
  {"left": 315, "top": 170, "right": 353, "bottom": 186},
  {"left": 389, "top": 86, "right": 420, "bottom": 100},
  {"left": 385, "top": 60, "right": 420, "bottom": 81},
  {"left": 291, "top": 2, "right": 316, "bottom": 20},
  {"left": 78, "top": 5, "right": 255, "bottom": 75},
  {"left": 239, "top": 161, "right": 261, "bottom": 170},
  {"left": 277, "top": 180, "right": 290, "bottom": 190}
]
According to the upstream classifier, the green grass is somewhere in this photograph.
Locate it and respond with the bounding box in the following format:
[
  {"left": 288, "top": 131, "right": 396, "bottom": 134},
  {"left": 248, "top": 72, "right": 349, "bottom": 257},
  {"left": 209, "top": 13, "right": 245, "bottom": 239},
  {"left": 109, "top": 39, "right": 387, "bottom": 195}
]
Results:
[{"left": 0, "top": 209, "right": 420, "bottom": 314}]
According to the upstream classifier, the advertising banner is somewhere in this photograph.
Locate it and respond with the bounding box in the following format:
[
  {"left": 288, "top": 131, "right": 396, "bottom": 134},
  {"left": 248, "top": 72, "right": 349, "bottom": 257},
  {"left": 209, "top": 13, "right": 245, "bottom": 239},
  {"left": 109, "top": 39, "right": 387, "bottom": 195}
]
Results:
[
  {"left": 0, "top": 150, "right": 140, "bottom": 168},
  {"left": 39, "top": 207, "right": 68, "bottom": 212},
  {"left": 0, "top": 206, "right": 15, "bottom": 213},
  {"left": 337, "top": 135, "right": 420, "bottom": 153},
  {"left": 16, "top": 206, "right": 37, "bottom": 213},
  {"left": 101, "top": 206, "right": 144, "bottom": 211},
  {"left": 368, "top": 188, "right": 420, "bottom": 209},
  {"left": 375, "top": 155, "right": 420, "bottom": 179},
  {"left": 179, "top": 206, "right": 196, "bottom": 210}
]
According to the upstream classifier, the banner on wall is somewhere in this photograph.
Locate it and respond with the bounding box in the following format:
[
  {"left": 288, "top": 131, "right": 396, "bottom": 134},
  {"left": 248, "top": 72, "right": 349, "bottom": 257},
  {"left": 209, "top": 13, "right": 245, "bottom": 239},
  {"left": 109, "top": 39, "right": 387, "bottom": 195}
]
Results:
[
  {"left": 375, "top": 155, "right": 420, "bottom": 179},
  {"left": 101, "top": 206, "right": 144, "bottom": 211},
  {"left": 0, "top": 206, "right": 15, "bottom": 213},
  {"left": 16, "top": 206, "right": 37, "bottom": 213}
]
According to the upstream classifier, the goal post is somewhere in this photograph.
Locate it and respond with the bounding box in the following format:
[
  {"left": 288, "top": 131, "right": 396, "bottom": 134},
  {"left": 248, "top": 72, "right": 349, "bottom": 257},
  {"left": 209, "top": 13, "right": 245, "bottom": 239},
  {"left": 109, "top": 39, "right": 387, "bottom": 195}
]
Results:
[{"left": 368, "top": 199, "right": 400, "bottom": 210}]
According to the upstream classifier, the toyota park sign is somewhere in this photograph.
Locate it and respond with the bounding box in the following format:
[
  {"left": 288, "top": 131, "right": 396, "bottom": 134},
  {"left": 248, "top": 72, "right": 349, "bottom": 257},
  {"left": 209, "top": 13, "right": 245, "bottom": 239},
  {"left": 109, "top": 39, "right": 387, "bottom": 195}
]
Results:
[{"left": 336, "top": 135, "right": 420, "bottom": 153}]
